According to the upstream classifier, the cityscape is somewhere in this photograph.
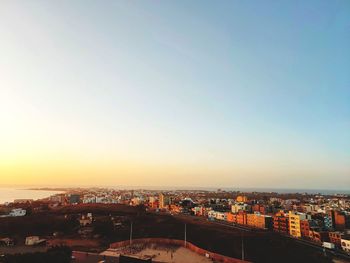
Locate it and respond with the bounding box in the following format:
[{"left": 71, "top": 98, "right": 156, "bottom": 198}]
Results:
[
  {"left": 0, "top": 188, "right": 350, "bottom": 262},
  {"left": 1, "top": 0, "right": 349, "bottom": 263}
]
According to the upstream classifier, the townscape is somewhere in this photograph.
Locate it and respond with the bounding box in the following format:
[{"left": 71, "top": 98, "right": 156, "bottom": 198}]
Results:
[
  {"left": 1, "top": 0, "right": 349, "bottom": 262},
  {"left": 0, "top": 188, "right": 349, "bottom": 262}
]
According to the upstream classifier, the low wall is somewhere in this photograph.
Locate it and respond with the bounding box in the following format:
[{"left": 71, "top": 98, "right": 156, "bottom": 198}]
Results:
[{"left": 110, "top": 238, "right": 249, "bottom": 263}]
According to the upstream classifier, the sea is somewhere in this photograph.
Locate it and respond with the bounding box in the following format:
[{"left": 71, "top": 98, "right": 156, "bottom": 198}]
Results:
[{"left": 0, "top": 188, "right": 64, "bottom": 204}]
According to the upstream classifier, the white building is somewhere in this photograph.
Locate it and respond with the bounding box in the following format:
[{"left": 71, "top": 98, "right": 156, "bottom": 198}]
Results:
[
  {"left": 231, "top": 203, "right": 249, "bottom": 213},
  {"left": 208, "top": 211, "right": 227, "bottom": 221},
  {"left": 83, "top": 195, "right": 96, "bottom": 204},
  {"left": 25, "top": 236, "right": 46, "bottom": 246},
  {"left": 9, "top": 208, "right": 26, "bottom": 217},
  {"left": 341, "top": 237, "right": 350, "bottom": 253}
]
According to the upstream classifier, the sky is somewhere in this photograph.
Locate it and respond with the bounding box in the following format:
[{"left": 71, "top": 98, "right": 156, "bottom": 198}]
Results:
[{"left": 0, "top": 1, "right": 349, "bottom": 190}]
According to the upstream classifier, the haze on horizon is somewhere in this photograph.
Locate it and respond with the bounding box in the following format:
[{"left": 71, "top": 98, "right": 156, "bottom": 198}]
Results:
[{"left": 0, "top": 1, "right": 349, "bottom": 190}]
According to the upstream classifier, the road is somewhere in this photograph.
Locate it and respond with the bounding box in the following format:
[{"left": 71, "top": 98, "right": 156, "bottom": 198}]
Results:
[{"left": 165, "top": 212, "right": 350, "bottom": 262}]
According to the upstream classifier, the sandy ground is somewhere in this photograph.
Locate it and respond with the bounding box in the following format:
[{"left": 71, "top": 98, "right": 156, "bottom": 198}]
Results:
[
  {"left": 134, "top": 247, "right": 213, "bottom": 263},
  {"left": 101, "top": 245, "right": 213, "bottom": 263}
]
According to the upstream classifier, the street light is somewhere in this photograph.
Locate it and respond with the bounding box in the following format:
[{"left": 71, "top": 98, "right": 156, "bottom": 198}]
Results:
[
  {"left": 241, "top": 231, "right": 244, "bottom": 261},
  {"left": 184, "top": 223, "right": 187, "bottom": 248},
  {"left": 130, "top": 221, "right": 133, "bottom": 246}
]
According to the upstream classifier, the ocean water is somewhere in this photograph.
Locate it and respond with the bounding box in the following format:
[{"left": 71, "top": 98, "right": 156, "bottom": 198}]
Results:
[
  {"left": 109, "top": 186, "right": 350, "bottom": 195},
  {"left": 0, "top": 188, "right": 63, "bottom": 204}
]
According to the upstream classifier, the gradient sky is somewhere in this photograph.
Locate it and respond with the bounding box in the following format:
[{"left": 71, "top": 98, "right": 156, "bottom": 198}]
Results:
[{"left": 0, "top": 1, "right": 349, "bottom": 189}]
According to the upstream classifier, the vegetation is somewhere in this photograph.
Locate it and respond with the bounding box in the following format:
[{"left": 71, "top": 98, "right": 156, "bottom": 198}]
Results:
[{"left": 0, "top": 246, "right": 72, "bottom": 263}]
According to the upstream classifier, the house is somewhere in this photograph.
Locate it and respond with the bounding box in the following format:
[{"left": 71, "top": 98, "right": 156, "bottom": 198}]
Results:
[
  {"left": 79, "top": 213, "right": 93, "bottom": 226},
  {"left": 0, "top": 238, "right": 14, "bottom": 246},
  {"left": 9, "top": 208, "right": 26, "bottom": 217},
  {"left": 341, "top": 235, "right": 350, "bottom": 253},
  {"left": 25, "top": 236, "right": 46, "bottom": 246}
]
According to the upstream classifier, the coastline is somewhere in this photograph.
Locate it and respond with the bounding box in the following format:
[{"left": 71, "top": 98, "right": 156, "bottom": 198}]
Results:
[{"left": 0, "top": 188, "right": 65, "bottom": 205}]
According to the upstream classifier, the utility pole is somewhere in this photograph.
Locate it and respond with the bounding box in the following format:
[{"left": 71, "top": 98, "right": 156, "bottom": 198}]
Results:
[
  {"left": 130, "top": 221, "right": 133, "bottom": 246},
  {"left": 184, "top": 223, "right": 187, "bottom": 247},
  {"left": 241, "top": 231, "right": 244, "bottom": 261}
]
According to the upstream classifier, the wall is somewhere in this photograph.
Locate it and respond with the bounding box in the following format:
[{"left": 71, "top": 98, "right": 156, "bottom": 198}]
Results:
[{"left": 110, "top": 238, "right": 250, "bottom": 263}]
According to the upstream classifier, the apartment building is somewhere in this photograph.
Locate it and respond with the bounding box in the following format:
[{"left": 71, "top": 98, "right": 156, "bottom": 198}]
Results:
[
  {"left": 289, "top": 211, "right": 311, "bottom": 238},
  {"left": 273, "top": 211, "right": 289, "bottom": 234},
  {"left": 247, "top": 213, "right": 272, "bottom": 229}
]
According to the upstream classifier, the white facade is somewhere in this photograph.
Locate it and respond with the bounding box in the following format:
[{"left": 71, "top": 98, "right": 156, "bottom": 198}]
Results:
[
  {"left": 9, "top": 208, "right": 26, "bottom": 217},
  {"left": 208, "top": 211, "right": 227, "bottom": 221},
  {"left": 341, "top": 238, "right": 350, "bottom": 253},
  {"left": 231, "top": 203, "right": 249, "bottom": 213},
  {"left": 25, "top": 236, "right": 40, "bottom": 246}
]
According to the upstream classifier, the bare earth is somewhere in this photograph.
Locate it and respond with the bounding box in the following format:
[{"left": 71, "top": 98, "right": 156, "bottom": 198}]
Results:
[
  {"left": 0, "top": 246, "right": 47, "bottom": 255},
  {"left": 101, "top": 245, "right": 213, "bottom": 263}
]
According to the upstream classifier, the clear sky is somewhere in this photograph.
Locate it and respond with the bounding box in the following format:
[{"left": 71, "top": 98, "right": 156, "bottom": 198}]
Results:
[{"left": 0, "top": 1, "right": 349, "bottom": 190}]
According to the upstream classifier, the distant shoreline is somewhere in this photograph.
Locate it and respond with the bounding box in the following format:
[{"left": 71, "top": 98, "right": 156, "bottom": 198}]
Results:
[
  {"left": 0, "top": 188, "right": 65, "bottom": 205},
  {"left": 22, "top": 186, "right": 350, "bottom": 196},
  {"left": 25, "top": 188, "right": 69, "bottom": 192}
]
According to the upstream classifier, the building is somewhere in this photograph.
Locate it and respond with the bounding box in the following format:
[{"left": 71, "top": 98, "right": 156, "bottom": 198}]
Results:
[
  {"left": 309, "top": 230, "right": 329, "bottom": 243},
  {"left": 208, "top": 211, "right": 227, "bottom": 221},
  {"left": 236, "top": 211, "right": 247, "bottom": 225},
  {"left": 300, "top": 219, "right": 312, "bottom": 237},
  {"left": 226, "top": 212, "right": 236, "bottom": 223},
  {"left": 236, "top": 196, "right": 248, "bottom": 202},
  {"left": 159, "top": 193, "right": 171, "bottom": 209},
  {"left": 25, "top": 236, "right": 46, "bottom": 246},
  {"left": 273, "top": 211, "right": 289, "bottom": 234},
  {"left": 341, "top": 235, "right": 350, "bottom": 253},
  {"left": 0, "top": 238, "right": 14, "bottom": 246},
  {"left": 231, "top": 203, "right": 250, "bottom": 213},
  {"left": 50, "top": 194, "right": 66, "bottom": 204},
  {"left": 323, "top": 214, "right": 333, "bottom": 230},
  {"left": 329, "top": 232, "right": 343, "bottom": 248},
  {"left": 192, "top": 206, "right": 208, "bottom": 216},
  {"left": 9, "top": 208, "right": 26, "bottom": 217},
  {"left": 289, "top": 211, "right": 311, "bottom": 238},
  {"left": 329, "top": 210, "right": 350, "bottom": 231},
  {"left": 247, "top": 213, "right": 272, "bottom": 229},
  {"left": 13, "top": 199, "right": 33, "bottom": 204},
  {"left": 69, "top": 194, "right": 80, "bottom": 204},
  {"left": 252, "top": 204, "right": 268, "bottom": 214},
  {"left": 79, "top": 213, "right": 93, "bottom": 226}
]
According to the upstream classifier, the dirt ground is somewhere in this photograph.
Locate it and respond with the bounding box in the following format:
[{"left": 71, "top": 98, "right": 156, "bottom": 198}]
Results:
[
  {"left": 132, "top": 247, "right": 213, "bottom": 263},
  {"left": 0, "top": 245, "right": 47, "bottom": 255},
  {"left": 101, "top": 244, "right": 213, "bottom": 263}
]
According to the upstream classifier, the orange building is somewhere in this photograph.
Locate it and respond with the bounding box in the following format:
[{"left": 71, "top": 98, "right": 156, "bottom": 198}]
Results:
[
  {"left": 236, "top": 196, "right": 248, "bottom": 203},
  {"left": 329, "top": 232, "right": 343, "bottom": 247},
  {"left": 252, "top": 204, "right": 268, "bottom": 214},
  {"left": 273, "top": 211, "right": 289, "bottom": 234},
  {"left": 236, "top": 211, "right": 247, "bottom": 225},
  {"left": 309, "top": 230, "right": 329, "bottom": 243},
  {"left": 329, "top": 210, "right": 350, "bottom": 231},
  {"left": 300, "top": 219, "right": 311, "bottom": 237},
  {"left": 226, "top": 212, "right": 237, "bottom": 223},
  {"left": 247, "top": 213, "right": 273, "bottom": 229}
]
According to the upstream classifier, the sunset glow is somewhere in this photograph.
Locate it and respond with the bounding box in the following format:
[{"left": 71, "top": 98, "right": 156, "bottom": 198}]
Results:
[{"left": 0, "top": 1, "right": 349, "bottom": 190}]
